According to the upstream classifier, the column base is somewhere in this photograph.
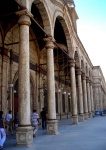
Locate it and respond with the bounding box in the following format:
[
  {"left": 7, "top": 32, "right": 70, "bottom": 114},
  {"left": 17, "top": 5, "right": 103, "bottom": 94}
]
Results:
[
  {"left": 16, "top": 126, "right": 33, "bottom": 146},
  {"left": 46, "top": 119, "right": 58, "bottom": 135},
  {"left": 84, "top": 112, "right": 89, "bottom": 119},
  {"left": 78, "top": 114, "right": 84, "bottom": 122},
  {"left": 89, "top": 112, "right": 92, "bottom": 118},
  {"left": 71, "top": 115, "right": 78, "bottom": 124}
]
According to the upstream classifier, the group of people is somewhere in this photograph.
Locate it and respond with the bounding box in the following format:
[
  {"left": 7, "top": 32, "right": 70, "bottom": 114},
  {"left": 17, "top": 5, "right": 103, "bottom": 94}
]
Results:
[
  {"left": 31, "top": 107, "right": 48, "bottom": 137},
  {"left": 0, "top": 108, "right": 48, "bottom": 149},
  {"left": 0, "top": 110, "right": 18, "bottom": 149}
]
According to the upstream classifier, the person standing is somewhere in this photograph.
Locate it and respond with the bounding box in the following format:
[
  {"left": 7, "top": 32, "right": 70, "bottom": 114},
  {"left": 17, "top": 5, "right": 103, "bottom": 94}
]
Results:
[
  {"left": 0, "top": 111, "right": 6, "bottom": 149},
  {"left": 31, "top": 110, "right": 40, "bottom": 137},
  {"left": 14, "top": 112, "right": 18, "bottom": 129},
  {"left": 40, "top": 108, "right": 48, "bottom": 130},
  {"left": 5, "top": 110, "right": 13, "bottom": 135}
]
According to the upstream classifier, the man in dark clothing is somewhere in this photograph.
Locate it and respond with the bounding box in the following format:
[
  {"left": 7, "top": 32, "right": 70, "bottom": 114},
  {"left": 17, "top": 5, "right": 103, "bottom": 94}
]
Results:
[{"left": 40, "top": 108, "right": 47, "bottom": 130}]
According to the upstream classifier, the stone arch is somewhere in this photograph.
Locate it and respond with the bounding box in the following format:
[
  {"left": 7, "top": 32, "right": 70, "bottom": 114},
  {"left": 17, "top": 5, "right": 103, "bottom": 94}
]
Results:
[
  {"left": 31, "top": 0, "right": 52, "bottom": 35},
  {"left": 12, "top": 71, "right": 36, "bottom": 111},
  {"left": 12, "top": 71, "right": 35, "bottom": 92},
  {"left": 53, "top": 10, "right": 73, "bottom": 55}
]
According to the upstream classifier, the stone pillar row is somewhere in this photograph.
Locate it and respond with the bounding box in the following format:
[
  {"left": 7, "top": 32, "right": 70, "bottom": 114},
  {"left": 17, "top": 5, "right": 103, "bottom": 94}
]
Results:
[{"left": 14, "top": 10, "right": 94, "bottom": 146}]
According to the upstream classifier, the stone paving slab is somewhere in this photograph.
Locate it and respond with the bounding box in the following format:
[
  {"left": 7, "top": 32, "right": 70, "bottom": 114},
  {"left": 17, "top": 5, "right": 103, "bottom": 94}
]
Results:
[{"left": 4, "top": 116, "right": 106, "bottom": 150}]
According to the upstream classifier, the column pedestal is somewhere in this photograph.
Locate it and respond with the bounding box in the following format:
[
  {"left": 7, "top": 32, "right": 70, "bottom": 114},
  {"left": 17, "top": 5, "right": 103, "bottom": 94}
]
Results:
[
  {"left": 79, "top": 114, "right": 84, "bottom": 122},
  {"left": 16, "top": 126, "right": 33, "bottom": 146},
  {"left": 46, "top": 119, "right": 58, "bottom": 135},
  {"left": 71, "top": 115, "right": 78, "bottom": 125},
  {"left": 89, "top": 111, "right": 92, "bottom": 118},
  {"left": 84, "top": 112, "right": 89, "bottom": 119}
]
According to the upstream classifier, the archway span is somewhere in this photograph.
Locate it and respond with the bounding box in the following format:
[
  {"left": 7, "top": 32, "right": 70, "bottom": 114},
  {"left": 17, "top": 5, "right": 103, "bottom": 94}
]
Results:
[
  {"left": 13, "top": 71, "right": 35, "bottom": 91},
  {"left": 13, "top": 71, "right": 36, "bottom": 114},
  {"left": 31, "top": 0, "right": 52, "bottom": 35},
  {"left": 53, "top": 13, "right": 72, "bottom": 54}
]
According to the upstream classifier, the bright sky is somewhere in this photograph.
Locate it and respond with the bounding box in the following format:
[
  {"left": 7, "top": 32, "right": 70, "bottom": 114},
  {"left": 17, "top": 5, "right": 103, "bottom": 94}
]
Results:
[{"left": 74, "top": 0, "right": 106, "bottom": 79}]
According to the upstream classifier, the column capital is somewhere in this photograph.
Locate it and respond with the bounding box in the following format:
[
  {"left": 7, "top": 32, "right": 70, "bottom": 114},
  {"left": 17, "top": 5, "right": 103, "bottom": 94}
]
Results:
[
  {"left": 17, "top": 10, "right": 32, "bottom": 26},
  {"left": 68, "top": 59, "right": 75, "bottom": 67},
  {"left": 44, "top": 36, "right": 55, "bottom": 49},
  {"left": 76, "top": 68, "right": 82, "bottom": 75},
  {"left": 82, "top": 73, "right": 86, "bottom": 80},
  {"left": 89, "top": 80, "right": 93, "bottom": 86},
  {"left": 86, "top": 77, "right": 90, "bottom": 83}
]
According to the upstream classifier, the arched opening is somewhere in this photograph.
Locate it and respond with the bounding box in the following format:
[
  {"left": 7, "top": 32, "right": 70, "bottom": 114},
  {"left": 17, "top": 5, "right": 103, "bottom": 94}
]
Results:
[
  {"left": 54, "top": 18, "right": 67, "bottom": 49},
  {"left": 54, "top": 17, "right": 71, "bottom": 119},
  {"left": 31, "top": 3, "right": 45, "bottom": 51}
]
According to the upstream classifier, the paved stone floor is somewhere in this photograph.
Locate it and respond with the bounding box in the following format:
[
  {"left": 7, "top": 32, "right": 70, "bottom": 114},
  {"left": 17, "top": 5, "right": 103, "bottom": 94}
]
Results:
[{"left": 4, "top": 116, "right": 106, "bottom": 150}]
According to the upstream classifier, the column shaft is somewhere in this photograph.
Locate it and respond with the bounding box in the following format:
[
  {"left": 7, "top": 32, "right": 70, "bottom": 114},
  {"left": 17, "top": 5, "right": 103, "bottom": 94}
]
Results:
[
  {"left": 77, "top": 69, "right": 84, "bottom": 121},
  {"left": 86, "top": 78, "right": 92, "bottom": 117},
  {"left": 44, "top": 37, "right": 58, "bottom": 134},
  {"left": 18, "top": 16, "right": 31, "bottom": 125},
  {"left": 1, "top": 55, "right": 8, "bottom": 115},
  {"left": 69, "top": 59, "right": 78, "bottom": 124},
  {"left": 90, "top": 82, "right": 94, "bottom": 115},
  {"left": 16, "top": 11, "right": 33, "bottom": 146},
  {"left": 82, "top": 73, "right": 88, "bottom": 119}
]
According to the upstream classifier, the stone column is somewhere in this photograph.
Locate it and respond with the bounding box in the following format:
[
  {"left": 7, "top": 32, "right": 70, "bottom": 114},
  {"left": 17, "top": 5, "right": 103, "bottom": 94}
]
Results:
[
  {"left": 90, "top": 81, "right": 94, "bottom": 115},
  {"left": 58, "top": 89, "right": 62, "bottom": 120},
  {"left": 76, "top": 69, "right": 84, "bottom": 122},
  {"left": 82, "top": 73, "right": 88, "bottom": 119},
  {"left": 9, "top": 50, "right": 13, "bottom": 110},
  {"left": 44, "top": 37, "right": 58, "bottom": 134},
  {"left": 16, "top": 11, "right": 33, "bottom": 146},
  {"left": 86, "top": 77, "right": 92, "bottom": 117},
  {"left": 69, "top": 59, "right": 78, "bottom": 124},
  {"left": 1, "top": 55, "right": 8, "bottom": 115},
  {"left": 0, "top": 55, "right": 2, "bottom": 110}
]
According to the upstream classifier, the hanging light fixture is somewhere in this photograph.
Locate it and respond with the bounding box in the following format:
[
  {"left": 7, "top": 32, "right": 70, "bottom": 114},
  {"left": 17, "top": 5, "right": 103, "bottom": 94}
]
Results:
[
  {"left": 68, "top": 92, "right": 70, "bottom": 95},
  {"left": 58, "top": 89, "right": 61, "bottom": 93},
  {"left": 63, "top": 91, "right": 66, "bottom": 95},
  {"left": 9, "top": 83, "right": 14, "bottom": 88},
  {"left": 14, "top": 90, "right": 17, "bottom": 93}
]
